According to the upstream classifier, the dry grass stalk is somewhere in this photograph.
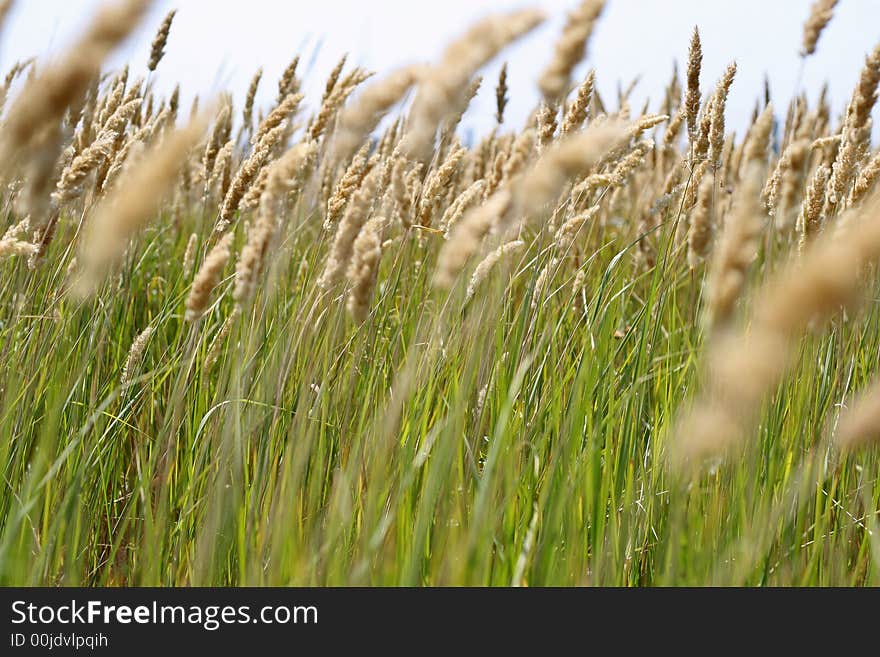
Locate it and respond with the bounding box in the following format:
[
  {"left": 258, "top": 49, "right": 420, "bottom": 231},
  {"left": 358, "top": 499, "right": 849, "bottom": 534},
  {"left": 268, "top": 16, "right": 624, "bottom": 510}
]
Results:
[
  {"left": 54, "top": 130, "right": 116, "bottom": 203},
  {"left": 233, "top": 142, "right": 316, "bottom": 305},
  {"left": 204, "top": 307, "right": 240, "bottom": 370},
  {"left": 203, "top": 104, "right": 232, "bottom": 182},
  {"left": 120, "top": 325, "right": 153, "bottom": 386},
  {"left": 825, "top": 44, "right": 880, "bottom": 213},
  {"left": 702, "top": 105, "right": 773, "bottom": 332},
  {"left": 774, "top": 138, "right": 810, "bottom": 227},
  {"left": 253, "top": 93, "right": 302, "bottom": 146},
  {"left": 537, "top": 103, "right": 558, "bottom": 148},
  {"left": 331, "top": 66, "right": 419, "bottom": 164},
  {"left": 835, "top": 378, "right": 880, "bottom": 452},
  {"left": 801, "top": 0, "right": 839, "bottom": 57},
  {"left": 0, "top": 0, "right": 150, "bottom": 172},
  {"left": 322, "top": 55, "right": 349, "bottom": 105},
  {"left": 318, "top": 166, "right": 381, "bottom": 289},
  {"left": 518, "top": 120, "right": 630, "bottom": 220},
  {"left": 403, "top": 9, "right": 545, "bottom": 161},
  {"left": 494, "top": 62, "right": 508, "bottom": 125},
  {"left": 324, "top": 143, "right": 370, "bottom": 230},
  {"left": 440, "top": 180, "right": 485, "bottom": 235},
  {"left": 76, "top": 116, "right": 206, "bottom": 297},
  {"left": 416, "top": 146, "right": 465, "bottom": 227},
  {"left": 797, "top": 163, "right": 829, "bottom": 252},
  {"left": 185, "top": 233, "right": 233, "bottom": 322},
  {"left": 670, "top": 189, "right": 880, "bottom": 467},
  {"left": 308, "top": 70, "right": 373, "bottom": 142},
  {"left": 435, "top": 189, "right": 513, "bottom": 289},
  {"left": 465, "top": 239, "right": 524, "bottom": 302},
  {"left": 684, "top": 27, "right": 702, "bottom": 153},
  {"left": 708, "top": 63, "right": 737, "bottom": 166},
  {"left": 216, "top": 122, "right": 287, "bottom": 234},
  {"left": 147, "top": 9, "right": 176, "bottom": 72},
  {"left": 687, "top": 171, "right": 715, "bottom": 267},
  {"left": 183, "top": 232, "right": 198, "bottom": 278},
  {"left": 851, "top": 150, "right": 880, "bottom": 205},
  {"left": 502, "top": 129, "right": 536, "bottom": 183},
  {"left": 436, "top": 120, "right": 628, "bottom": 288},
  {"left": 346, "top": 215, "right": 386, "bottom": 321},
  {"left": 560, "top": 70, "right": 595, "bottom": 135},
  {"left": 241, "top": 68, "right": 263, "bottom": 137},
  {"left": 276, "top": 55, "right": 300, "bottom": 105},
  {"left": 0, "top": 230, "right": 38, "bottom": 258},
  {"left": 439, "top": 77, "right": 482, "bottom": 156},
  {"left": 538, "top": 0, "right": 605, "bottom": 103}
]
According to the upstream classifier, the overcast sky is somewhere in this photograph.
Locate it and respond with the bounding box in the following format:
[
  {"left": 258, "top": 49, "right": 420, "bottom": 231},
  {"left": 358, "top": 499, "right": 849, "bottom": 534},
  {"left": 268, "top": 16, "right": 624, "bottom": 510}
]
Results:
[{"left": 2, "top": 0, "right": 879, "bottom": 138}]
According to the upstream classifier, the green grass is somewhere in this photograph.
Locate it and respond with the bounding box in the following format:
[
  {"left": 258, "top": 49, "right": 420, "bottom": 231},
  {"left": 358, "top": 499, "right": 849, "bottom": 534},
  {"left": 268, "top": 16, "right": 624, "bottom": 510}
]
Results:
[{"left": 0, "top": 196, "right": 878, "bottom": 587}]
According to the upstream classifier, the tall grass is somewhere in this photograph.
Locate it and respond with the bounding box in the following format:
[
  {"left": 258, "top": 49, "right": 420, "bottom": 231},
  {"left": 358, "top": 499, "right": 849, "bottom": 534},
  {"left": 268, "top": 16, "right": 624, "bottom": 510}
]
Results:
[{"left": 0, "top": 0, "right": 878, "bottom": 586}]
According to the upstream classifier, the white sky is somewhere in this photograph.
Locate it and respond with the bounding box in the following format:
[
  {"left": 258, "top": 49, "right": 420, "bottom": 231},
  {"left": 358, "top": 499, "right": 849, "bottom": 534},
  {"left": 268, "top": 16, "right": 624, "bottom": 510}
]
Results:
[{"left": 2, "top": 0, "right": 879, "bottom": 138}]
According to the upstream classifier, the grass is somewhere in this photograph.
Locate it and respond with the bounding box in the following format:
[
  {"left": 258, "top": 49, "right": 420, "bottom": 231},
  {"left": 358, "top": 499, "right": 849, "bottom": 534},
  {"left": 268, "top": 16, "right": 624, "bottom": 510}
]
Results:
[
  {"left": 0, "top": 0, "right": 878, "bottom": 588},
  {"left": 0, "top": 196, "right": 877, "bottom": 586}
]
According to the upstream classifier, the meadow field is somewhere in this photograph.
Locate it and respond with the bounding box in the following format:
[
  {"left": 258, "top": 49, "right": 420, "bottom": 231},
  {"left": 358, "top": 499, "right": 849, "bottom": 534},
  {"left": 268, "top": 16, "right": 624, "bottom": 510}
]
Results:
[{"left": 0, "top": 0, "right": 878, "bottom": 585}]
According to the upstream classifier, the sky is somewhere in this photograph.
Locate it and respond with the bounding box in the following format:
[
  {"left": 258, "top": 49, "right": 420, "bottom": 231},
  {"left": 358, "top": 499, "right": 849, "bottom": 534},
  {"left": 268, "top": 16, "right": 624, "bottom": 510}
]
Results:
[{"left": 1, "top": 0, "right": 879, "bottom": 139}]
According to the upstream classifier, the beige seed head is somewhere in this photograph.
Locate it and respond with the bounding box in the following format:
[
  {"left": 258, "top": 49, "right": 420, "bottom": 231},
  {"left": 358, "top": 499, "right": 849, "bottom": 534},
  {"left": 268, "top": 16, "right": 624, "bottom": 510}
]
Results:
[
  {"left": 797, "top": 163, "right": 829, "bottom": 252},
  {"left": 519, "top": 119, "right": 630, "bottom": 219},
  {"left": 538, "top": 0, "right": 605, "bottom": 103},
  {"left": 495, "top": 62, "right": 509, "bottom": 125},
  {"left": 318, "top": 166, "right": 381, "bottom": 289},
  {"left": 703, "top": 112, "right": 771, "bottom": 333},
  {"left": 324, "top": 144, "right": 370, "bottom": 230},
  {"left": 322, "top": 54, "right": 349, "bottom": 105},
  {"left": 801, "top": 0, "right": 839, "bottom": 57},
  {"left": 440, "top": 179, "right": 486, "bottom": 235},
  {"left": 465, "top": 239, "right": 524, "bottom": 302},
  {"left": 0, "top": 0, "right": 150, "bottom": 170},
  {"left": 308, "top": 69, "right": 373, "bottom": 142},
  {"left": 204, "top": 307, "right": 240, "bottom": 370},
  {"left": 54, "top": 130, "right": 116, "bottom": 203},
  {"left": 435, "top": 189, "right": 513, "bottom": 289},
  {"left": 233, "top": 142, "right": 317, "bottom": 305},
  {"left": 687, "top": 171, "right": 714, "bottom": 267},
  {"left": 0, "top": 236, "right": 38, "bottom": 259},
  {"left": 708, "top": 62, "right": 737, "bottom": 166},
  {"left": 217, "top": 122, "right": 288, "bottom": 233},
  {"left": 416, "top": 146, "right": 465, "bottom": 227},
  {"left": 403, "top": 9, "right": 545, "bottom": 161},
  {"left": 684, "top": 27, "right": 702, "bottom": 149},
  {"left": 331, "top": 65, "right": 419, "bottom": 164},
  {"left": 671, "top": 189, "right": 880, "bottom": 467},
  {"left": 185, "top": 233, "right": 233, "bottom": 322},
  {"left": 553, "top": 204, "right": 600, "bottom": 253},
  {"left": 835, "top": 377, "right": 880, "bottom": 452},
  {"left": 774, "top": 138, "right": 810, "bottom": 227},
  {"left": 253, "top": 92, "right": 302, "bottom": 146},
  {"left": 560, "top": 70, "right": 595, "bottom": 135},
  {"left": 346, "top": 215, "right": 386, "bottom": 322},
  {"left": 536, "top": 103, "right": 558, "bottom": 148},
  {"left": 76, "top": 116, "right": 207, "bottom": 297},
  {"left": 826, "top": 44, "right": 880, "bottom": 212},
  {"left": 240, "top": 165, "right": 271, "bottom": 213},
  {"left": 241, "top": 67, "right": 263, "bottom": 134},
  {"left": 147, "top": 9, "right": 176, "bottom": 72},
  {"left": 120, "top": 325, "right": 153, "bottom": 386},
  {"left": 276, "top": 55, "right": 300, "bottom": 104},
  {"left": 851, "top": 150, "right": 880, "bottom": 205},
  {"left": 203, "top": 103, "right": 232, "bottom": 181},
  {"left": 502, "top": 129, "right": 536, "bottom": 183},
  {"left": 183, "top": 232, "right": 198, "bottom": 278},
  {"left": 390, "top": 155, "right": 416, "bottom": 230}
]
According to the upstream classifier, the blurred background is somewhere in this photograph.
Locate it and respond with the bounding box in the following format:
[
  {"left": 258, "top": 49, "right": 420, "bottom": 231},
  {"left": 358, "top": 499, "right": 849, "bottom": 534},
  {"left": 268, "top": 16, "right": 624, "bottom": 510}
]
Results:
[{"left": 2, "top": 0, "right": 879, "bottom": 137}]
